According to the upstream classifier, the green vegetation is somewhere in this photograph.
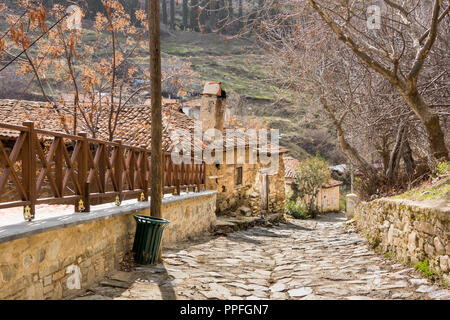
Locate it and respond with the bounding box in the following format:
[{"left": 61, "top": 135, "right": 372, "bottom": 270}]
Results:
[
  {"left": 285, "top": 199, "right": 310, "bottom": 219},
  {"left": 414, "top": 260, "right": 437, "bottom": 279},
  {"left": 394, "top": 182, "right": 450, "bottom": 201},
  {"left": 436, "top": 161, "right": 450, "bottom": 177}
]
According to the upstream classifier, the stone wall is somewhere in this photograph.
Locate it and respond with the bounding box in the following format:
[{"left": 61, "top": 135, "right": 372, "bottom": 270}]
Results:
[
  {"left": 0, "top": 191, "right": 216, "bottom": 300},
  {"left": 354, "top": 198, "right": 449, "bottom": 283}
]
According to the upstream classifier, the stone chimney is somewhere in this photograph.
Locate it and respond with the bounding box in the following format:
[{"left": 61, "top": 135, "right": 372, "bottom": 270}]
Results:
[{"left": 200, "top": 81, "right": 226, "bottom": 133}]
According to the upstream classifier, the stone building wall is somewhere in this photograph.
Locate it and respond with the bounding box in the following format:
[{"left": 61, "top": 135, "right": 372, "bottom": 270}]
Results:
[
  {"left": 205, "top": 148, "right": 286, "bottom": 217},
  {"left": 0, "top": 191, "right": 216, "bottom": 300},
  {"left": 354, "top": 198, "right": 449, "bottom": 283}
]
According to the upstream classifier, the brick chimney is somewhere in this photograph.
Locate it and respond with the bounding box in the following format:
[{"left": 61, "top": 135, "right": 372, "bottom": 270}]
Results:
[{"left": 200, "top": 81, "right": 226, "bottom": 133}]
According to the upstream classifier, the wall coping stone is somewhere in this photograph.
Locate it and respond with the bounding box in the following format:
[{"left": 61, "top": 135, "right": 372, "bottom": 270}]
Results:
[{"left": 0, "top": 190, "right": 217, "bottom": 244}]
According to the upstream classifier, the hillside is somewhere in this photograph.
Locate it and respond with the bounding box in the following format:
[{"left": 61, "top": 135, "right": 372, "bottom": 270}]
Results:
[{"left": 0, "top": 14, "right": 343, "bottom": 163}]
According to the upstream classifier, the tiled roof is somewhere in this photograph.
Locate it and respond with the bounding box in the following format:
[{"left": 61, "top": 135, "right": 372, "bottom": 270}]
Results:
[
  {"left": 0, "top": 99, "right": 80, "bottom": 138},
  {"left": 284, "top": 156, "right": 301, "bottom": 179}
]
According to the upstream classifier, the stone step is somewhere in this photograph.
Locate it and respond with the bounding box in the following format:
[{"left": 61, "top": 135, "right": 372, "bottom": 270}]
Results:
[{"left": 214, "top": 214, "right": 282, "bottom": 234}]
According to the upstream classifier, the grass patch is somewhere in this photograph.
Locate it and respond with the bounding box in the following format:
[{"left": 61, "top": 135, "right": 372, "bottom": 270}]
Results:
[
  {"left": 414, "top": 260, "right": 437, "bottom": 279},
  {"left": 394, "top": 182, "right": 450, "bottom": 201}
]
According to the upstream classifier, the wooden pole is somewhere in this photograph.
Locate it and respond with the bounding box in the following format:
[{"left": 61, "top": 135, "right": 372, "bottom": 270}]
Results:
[
  {"left": 148, "top": 0, "right": 163, "bottom": 262},
  {"left": 23, "top": 121, "right": 36, "bottom": 220}
]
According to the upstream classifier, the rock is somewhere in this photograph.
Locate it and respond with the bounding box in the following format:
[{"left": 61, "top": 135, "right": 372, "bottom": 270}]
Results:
[
  {"left": 168, "top": 271, "right": 189, "bottom": 279},
  {"left": 427, "top": 290, "right": 450, "bottom": 300},
  {"left": 392, "top": 292, "right": 413, "bottom": 299},
  {"left": 239, "top": 207, "right": 251, "bottom": 215},
  {"left": 271, "top": 291, "right": 288, "bottom": 299},
  {"left": 288, "top": 287, "right": 313, "bottom": 298},
  {"left": 108, "top": 271, "right": 135, "bottom": 283},
  {"left": 424, "top": 244, "right": 435, "bottom": 256},
  {"left": 269, "top": 283, "right": 286, "bottom": 293},
  {"left": 439, "top": 255, "right": 448, "bottom": 272},
  {"left": 208, "top": 283, "right": 232, "bottom": 299},
  {"left": 324, "top": 273, "right": 352, "bottom": 281},
  {"left": 434, "top": 237, "right": 445, "bottom": 255},
  {"left": 416, "top": 285, "right": 438, "bottom": 293},
  {"left": 200, "top": 291, "right": 222, "bottom": 299},
  {"left": 387, "top": 224, "right": 394, "bottom": 243},
  {"left": 99, "top": 279, "right": 130, "bottom": 289},
  {"left": 407, "top": 232, "right": 417, "bottom": 253},
  {"left": 409, "top": 278, "right": 429, "bottom": 286},
  {"left": 371, "top": 290, "right": 390, "bottom": 298},
  {"left": 381, "top": 280, "right": 408, "bottom": 289},
  {"left": 316, "top": 286, "right": 349, "bottom": 296},
  {"left": 235, "top": 288, "right": 252, "bottom": 297}
]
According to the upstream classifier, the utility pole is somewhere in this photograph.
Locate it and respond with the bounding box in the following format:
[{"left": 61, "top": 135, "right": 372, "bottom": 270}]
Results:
[
  {"left": 148, "top": 0, "right": 163, "bottom": 220},
  {"left": 148, "top": 0, "right": 163, "bottom": 261}
]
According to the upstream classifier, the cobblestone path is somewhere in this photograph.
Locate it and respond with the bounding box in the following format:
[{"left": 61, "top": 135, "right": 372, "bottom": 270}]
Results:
[{"left": 75, "top": 213, "right": 450, "bottom": 300}]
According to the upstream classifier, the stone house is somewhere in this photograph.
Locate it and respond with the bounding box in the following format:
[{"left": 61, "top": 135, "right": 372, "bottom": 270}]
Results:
[
  {"left": 284, "top": 156, "right": 342, "bottom": 212},
  {"left": 189, "top": 82, "right": 288, "bottom": 217}
]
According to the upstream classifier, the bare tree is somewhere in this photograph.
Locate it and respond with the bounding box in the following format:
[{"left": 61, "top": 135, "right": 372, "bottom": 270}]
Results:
[{"left": 303, "top": 0, "right": 449, "bottom": 161}]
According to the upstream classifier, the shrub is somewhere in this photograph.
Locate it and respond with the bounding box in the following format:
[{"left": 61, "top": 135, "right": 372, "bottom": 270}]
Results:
[
  {"left": 436, "top": 161, "right": 450, "bottom": 177},
  {"left": 285, "top": 199, "right": 311, "bottom": 219}
]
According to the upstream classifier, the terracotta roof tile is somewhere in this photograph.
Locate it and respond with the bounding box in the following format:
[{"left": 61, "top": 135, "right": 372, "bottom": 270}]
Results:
[{"left": 284, "top": 156, "right": 301, "bottom": 179}]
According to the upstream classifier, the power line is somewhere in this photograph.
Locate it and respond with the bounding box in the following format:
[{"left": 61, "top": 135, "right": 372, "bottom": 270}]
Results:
[{"left": 0, "top": 13, "right": 68, "bottom": 74}]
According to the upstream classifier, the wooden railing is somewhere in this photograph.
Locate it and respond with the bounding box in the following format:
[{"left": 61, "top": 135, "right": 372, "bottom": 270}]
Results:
[{"left": 0, "top": 121, "right": 206, "bottom": 220}]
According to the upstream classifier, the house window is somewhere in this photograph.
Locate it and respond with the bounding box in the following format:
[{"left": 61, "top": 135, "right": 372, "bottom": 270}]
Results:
[{"left": 235, "top": 166, "right": 243, "bottom": 186}]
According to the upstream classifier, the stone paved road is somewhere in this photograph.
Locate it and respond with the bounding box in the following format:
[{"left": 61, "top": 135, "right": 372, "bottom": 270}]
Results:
[{"left": 74, "top": 213, "right": 450, "bottom": 300}]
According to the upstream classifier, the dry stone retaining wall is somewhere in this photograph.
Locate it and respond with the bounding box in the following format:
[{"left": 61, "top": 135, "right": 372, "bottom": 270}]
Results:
[
  {"left": 354, "top": 198, "right": 449, "bottom": 283},
  {"left": 0, "top": 191, "right": 216, "bottom": 299}
]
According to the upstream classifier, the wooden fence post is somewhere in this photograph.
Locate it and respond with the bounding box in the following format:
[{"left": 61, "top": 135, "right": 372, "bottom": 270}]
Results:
[
  {"left": 76, "top": 132, "right": 90, "bottom": 212},
  {"left": 113, "top": 139, "right": 123, "bottom": 205},
  {"left": 139, "top": 146, "right": 149, "bottom": 202},
  {"left": 22, "top": 121, "right": 36, "bottom": 221}
]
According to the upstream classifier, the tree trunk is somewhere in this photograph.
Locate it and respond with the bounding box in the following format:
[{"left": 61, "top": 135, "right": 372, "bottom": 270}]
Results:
[
  {"left": 161, "top": 0, "right": 168, "bottom": 25},
  {"left": 209, "top": 0, "right": 217, "bottom": 30},
  {"left": 148, "top": 0, "right": 163, "bottom": 223},
  {"left": 386, "top": 122, "right": 407, "bottom": 185},
  {"left": 190, "top": 0, "right": 199, "bottom": 30},
  {"left": 402, "top": 138, "right": 416, "bottom": 180},
  {"left": 399, "top": 86, "right": 449, "bottom": 161},
  {"left": 169, "top": 0, "right": 175, "bottom": 29},
  {"left": 182, "top": 0, "right": 188, "bottom": 29},
  {"left": 228, "top": 0, "right": 233, "bottom": 20},
  {"left": 199, "top": 0, "right": 208, "bottom": 29},
  {"left": 238, "top": 0, "right": 243, "bottom": 28}
]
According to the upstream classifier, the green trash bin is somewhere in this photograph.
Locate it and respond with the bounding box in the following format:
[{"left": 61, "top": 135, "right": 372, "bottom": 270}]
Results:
[{"left": 132, "top": 215, "right": 170, "bottom": 265}]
